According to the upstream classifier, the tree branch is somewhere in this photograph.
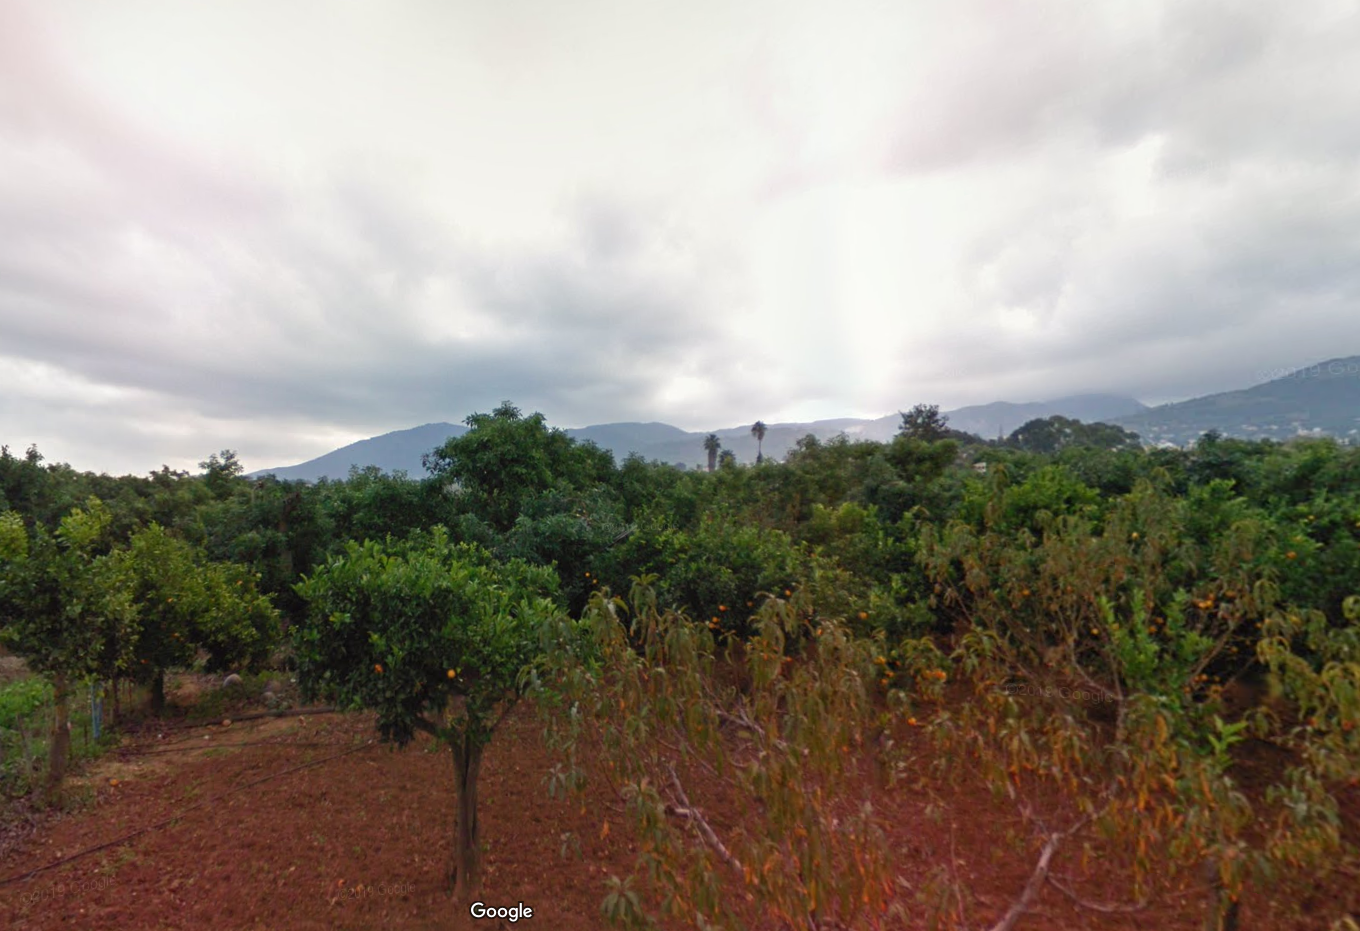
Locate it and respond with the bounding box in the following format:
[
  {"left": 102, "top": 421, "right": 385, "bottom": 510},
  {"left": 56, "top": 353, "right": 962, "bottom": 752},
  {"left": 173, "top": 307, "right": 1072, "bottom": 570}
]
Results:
[
  {"left": 666, "top": 763, "right": 743, "bottom": 876},
  {"left": 1046, "top": 875, "right": 1148, "bottom": 914},
  {"left": 987, "top": 788, "right": 1100, "bottom": 931},
  {"left": 987, "top": 831, "right": 1063, "bottom": 931}
]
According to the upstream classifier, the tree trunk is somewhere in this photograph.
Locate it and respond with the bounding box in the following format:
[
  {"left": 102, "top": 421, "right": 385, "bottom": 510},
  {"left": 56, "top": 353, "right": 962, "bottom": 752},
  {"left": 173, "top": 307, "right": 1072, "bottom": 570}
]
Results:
[
  {"left": 1203, "top": 858, "right": 1241, "bottom": 931},
  {"left": 45, "top": 672, "right": 71, "bottom": 807},
  {"left": 450, "top": 734, "right": 485, "bottom": 902},
  {"left": 151, "top": 669, "right": 166, "bottom": 716}
]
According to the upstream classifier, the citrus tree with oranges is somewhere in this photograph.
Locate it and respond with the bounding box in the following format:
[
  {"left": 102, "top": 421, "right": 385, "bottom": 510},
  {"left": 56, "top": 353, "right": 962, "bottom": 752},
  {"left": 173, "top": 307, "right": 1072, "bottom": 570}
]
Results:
[
  {"left": 0, "top": 500, "right": 132, "bottom": 804},
  {"left": 293, "top": 528, "right": 564, "bottom": 902},
  {"left": 110, "top": 523, "right": 278, "bottom": 714}
]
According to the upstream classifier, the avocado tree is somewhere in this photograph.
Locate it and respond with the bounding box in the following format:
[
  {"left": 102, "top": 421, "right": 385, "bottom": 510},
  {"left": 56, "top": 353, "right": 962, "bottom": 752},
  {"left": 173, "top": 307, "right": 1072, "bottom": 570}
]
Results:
[
  {"left": 1006, "top": 415, "right": 1142, "bottom": 454},
  {"left": 0, "top": 500, "right": 133, "bottom": 804},
  {"left": 293, "top": 529, "right": 564, "bottom": 901},
  {"left": 423, "top": 402, "right": 614, "bottom": 534},
  {"left": 898, "top": 403, "right": 950, "bottom": 442}
]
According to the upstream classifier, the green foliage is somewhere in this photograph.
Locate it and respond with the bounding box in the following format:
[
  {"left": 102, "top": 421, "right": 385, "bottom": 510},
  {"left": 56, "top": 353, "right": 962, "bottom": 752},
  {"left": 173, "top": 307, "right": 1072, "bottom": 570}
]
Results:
[
  {"left": 293, "top": 528, "right": 564, "bottom": 900},
  {"left": 110, "top": 524, "right": 280, "bottom": 686},
  {"left": 1006, "top": 415, "right": 1141, "bottom": 454},
  {"left": 608, "top": 518, "right": 802, "bottom": 638},
  {"left": 316, "top": 466, "right": 450, "bottom": 548},
  {"left": 898, "top": 403, "right": 950, "bottom": 442},
  {"left": 501, "top": 486, "right": 629, "bottom": 615},
  {"left": 198, "top": 449, "right": 245, "bottom": 501},
  {"left": 293, "top": 528, "right": 562, "bottom": 745},
  {"left": 0, "top": 676, "right": 112, "bottom": 800},
  {"left": 0, "top": 499, "right": 131, "bottom": 681},
  {"left": 922, "top": 477, "right": 1278, "bottom": 705},
  {"left": 0, "top": 445, "right": 86, "bottom": 529},
  {"left": 957, "top": 463, "right": 1101, "bottom": 535},
  {"left": 0, "top": 676, "right": 51, "bottom": 728},
  {"left": 0, "top": 499, "right": 136, "bottom": 802},
  {"left": 922, "top": 469, "right": 1359, "bottom": 910},
  {"left": 612, "top": 455, "right": 689, "bottom": 524},
  {"left": 424, "top": 402, "right": 614, "bottom": 533}
]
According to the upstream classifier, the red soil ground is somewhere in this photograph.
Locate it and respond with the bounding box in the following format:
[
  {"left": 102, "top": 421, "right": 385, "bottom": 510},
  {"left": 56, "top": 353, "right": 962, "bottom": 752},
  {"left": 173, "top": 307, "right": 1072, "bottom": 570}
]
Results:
[{"left": 0, "top": 683, "right": 1355, "bottom": 930}]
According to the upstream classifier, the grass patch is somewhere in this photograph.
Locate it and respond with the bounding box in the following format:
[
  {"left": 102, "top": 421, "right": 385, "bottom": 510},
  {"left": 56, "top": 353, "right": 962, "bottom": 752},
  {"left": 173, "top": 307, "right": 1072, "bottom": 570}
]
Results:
[{"left": 1, "top": 676, "right": 119, "bottom": 800}]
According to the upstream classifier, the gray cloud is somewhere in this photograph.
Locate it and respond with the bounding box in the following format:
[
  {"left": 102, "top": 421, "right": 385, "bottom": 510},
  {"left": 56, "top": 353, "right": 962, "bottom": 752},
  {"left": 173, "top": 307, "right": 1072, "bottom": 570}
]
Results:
[{"left": 3, "top": 0, "right": 1360, "bottom": 474}]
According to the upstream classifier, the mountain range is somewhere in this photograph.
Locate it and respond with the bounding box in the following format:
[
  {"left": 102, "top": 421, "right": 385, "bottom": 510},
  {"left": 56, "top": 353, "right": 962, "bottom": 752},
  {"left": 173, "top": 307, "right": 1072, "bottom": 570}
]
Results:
[
  {"left": 250, "top": 356, "right": 1360, "bottom": 481},
  {"left": 1113, "top": 358, "right": 1360, "bottom": 446}
]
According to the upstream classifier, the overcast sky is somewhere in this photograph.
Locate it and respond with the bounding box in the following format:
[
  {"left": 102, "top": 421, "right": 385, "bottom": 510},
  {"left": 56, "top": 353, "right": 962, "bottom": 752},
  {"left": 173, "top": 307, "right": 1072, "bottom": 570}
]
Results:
[{"left": 3, "top": 0, "right": 1359, "bottom": 475}]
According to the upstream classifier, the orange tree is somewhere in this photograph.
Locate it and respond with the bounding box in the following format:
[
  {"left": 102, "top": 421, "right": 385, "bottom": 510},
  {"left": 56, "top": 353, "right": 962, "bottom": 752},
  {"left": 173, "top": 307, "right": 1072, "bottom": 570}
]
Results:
[
  {"left": 109, "top": 524, "right": 279, "bottom": 714},
  {"left": 293, "top": 528, "right": 564, "bottom": 902},
  {"left": 0, "top": 500, "right": 134, "bottom": 804}
]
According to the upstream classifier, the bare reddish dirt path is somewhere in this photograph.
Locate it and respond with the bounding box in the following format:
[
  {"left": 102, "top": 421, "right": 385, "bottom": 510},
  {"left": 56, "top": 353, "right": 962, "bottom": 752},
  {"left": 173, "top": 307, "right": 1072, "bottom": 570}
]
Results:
[
  {"left": 0, "top": 707, "right": 641, "bottom": 931},
  {"left": 0, "top": 697, "right": 1351, "bottom": 930}
]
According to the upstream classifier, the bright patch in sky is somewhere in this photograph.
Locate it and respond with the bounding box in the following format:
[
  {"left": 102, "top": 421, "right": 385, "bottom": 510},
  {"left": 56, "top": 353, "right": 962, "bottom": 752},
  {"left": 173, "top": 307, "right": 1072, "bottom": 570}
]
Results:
[{"left": 2, "top": 0, "right": 1359, "bottom": 474}]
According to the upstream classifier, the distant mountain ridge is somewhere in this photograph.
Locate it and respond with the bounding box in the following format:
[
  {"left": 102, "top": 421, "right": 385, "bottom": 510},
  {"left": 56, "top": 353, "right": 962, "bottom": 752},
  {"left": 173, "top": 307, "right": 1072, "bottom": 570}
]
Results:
[
  {"left": 250, "top": 359, "right": 1360, "bottom": 481},
  {"left": 250, "top": 394, "right": 1149, "bottom": 481},
  {"left": 1113, "top": 356, "right": 1360, "bottom": 446},
  {"left": 924, "top": 394, "right": 1150, "bottom": 441},
  {"left": 254, "top": 422, "right": 470, "bottom": 481}
]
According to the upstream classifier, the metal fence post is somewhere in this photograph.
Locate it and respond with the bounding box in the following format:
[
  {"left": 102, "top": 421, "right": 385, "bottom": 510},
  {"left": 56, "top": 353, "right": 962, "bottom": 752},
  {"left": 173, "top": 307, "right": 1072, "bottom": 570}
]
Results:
[{"left": 91, "top": 682, "right": 103, "bottom": 741}]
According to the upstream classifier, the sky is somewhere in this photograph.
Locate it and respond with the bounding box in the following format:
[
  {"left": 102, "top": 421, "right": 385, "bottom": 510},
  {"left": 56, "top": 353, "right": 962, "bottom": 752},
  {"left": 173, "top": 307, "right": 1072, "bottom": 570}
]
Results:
[{"left": 3, "top": 0, "right": 1360, "bottom": 476}]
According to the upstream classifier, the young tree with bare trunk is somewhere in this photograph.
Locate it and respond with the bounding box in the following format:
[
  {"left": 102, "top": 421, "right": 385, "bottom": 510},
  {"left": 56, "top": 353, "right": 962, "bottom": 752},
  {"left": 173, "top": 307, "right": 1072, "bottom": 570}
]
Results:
[
  {"left": 293, "top": 529, "right": 563, "bottom": 902},
  {"left": 0, "top": 501, "right": 131, "bottom": 806}
]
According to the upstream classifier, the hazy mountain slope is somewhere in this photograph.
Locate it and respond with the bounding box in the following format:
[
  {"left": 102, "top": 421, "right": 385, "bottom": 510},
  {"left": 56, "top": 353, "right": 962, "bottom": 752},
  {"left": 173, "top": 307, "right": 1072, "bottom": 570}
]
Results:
[
  {"left": 251, "top": 422, "right": 468, "bottom": 481},
  {"left": 942, "top": 394, "right": 1151, "bottom": 441},
  {"left": 1114, "top": 357, "right": 1360, "bottom": 445},
  {"left": 248, "top": 393, "right": 1152, "bottom": 480},
  {"left": 565, "top": 422, "right": 692, "bottom": 454}
]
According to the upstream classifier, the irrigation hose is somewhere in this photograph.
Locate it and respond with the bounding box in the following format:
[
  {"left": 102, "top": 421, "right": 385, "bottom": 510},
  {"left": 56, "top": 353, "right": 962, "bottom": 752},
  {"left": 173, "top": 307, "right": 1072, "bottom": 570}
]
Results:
[
  {"left": 115, "top": 739, "right": 362, "bottom": 756},
  {"left": 132, "top": 706, "right": 342, "bottom": 732}
]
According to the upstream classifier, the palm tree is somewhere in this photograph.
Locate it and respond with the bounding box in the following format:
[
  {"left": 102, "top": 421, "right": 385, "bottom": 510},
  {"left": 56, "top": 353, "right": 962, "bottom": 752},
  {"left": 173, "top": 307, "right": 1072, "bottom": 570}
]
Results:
[
  {"left": 751, "top": 420, "right": 767, "bottom": 464},
  {"left": 703, "top": 434, "right": 722, "bottom": 472}
]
